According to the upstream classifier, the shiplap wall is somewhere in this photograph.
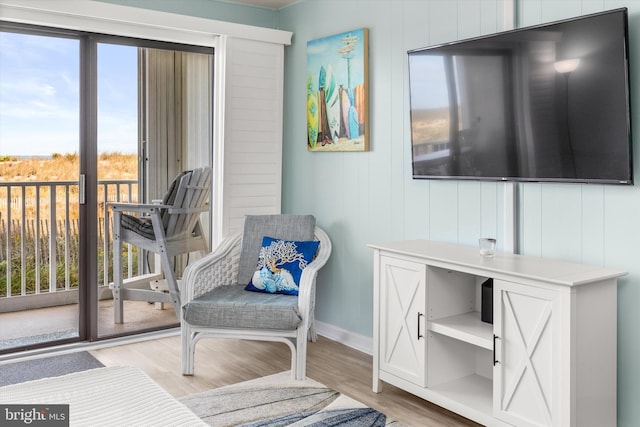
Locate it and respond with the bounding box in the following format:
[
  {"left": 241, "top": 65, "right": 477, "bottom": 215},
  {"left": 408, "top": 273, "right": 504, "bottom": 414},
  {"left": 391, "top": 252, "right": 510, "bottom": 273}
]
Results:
[
  {"left": 280, "top": 0, "right": 510, "bottom": 342},
  {"left": 279, "top": 1, "right": 640, "bottom": 425}
]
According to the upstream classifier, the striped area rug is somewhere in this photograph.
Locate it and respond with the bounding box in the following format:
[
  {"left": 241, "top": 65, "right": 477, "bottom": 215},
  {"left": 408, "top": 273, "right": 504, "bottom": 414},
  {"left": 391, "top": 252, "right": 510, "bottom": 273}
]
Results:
[
  {"left": 0, "top": 366, "right": 207, "bottom": 426},
  {"left": 179, "top": 371, "right": 404, "bottom": 426}
]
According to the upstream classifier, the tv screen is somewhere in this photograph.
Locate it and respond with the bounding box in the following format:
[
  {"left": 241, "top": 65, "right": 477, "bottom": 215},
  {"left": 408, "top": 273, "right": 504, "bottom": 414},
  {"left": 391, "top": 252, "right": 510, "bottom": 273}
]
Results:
[{"left": 408, "top": 8, "right": 632, "bottom": 184}]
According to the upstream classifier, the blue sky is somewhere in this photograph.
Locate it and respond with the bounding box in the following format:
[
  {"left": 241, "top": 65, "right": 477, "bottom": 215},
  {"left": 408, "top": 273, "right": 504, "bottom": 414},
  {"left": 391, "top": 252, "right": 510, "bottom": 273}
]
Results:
[
  {"left": 408, "top": 54, "right": 450, "bottom": 110},
  {"left": 307, "top": 28, "right": 366, "bottom": 93},
  {"left": 0, "top": 32, "right": 138, "bottom": 156}
]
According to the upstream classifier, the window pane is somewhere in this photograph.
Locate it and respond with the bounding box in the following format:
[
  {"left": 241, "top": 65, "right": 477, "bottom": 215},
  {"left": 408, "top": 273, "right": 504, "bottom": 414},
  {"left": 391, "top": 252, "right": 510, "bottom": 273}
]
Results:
[
  {"left": 0, "top": 31, "right": 80, "bottom": 350},
  {"left": 0, "top": 32, "right": 79, "bottom": 157}
]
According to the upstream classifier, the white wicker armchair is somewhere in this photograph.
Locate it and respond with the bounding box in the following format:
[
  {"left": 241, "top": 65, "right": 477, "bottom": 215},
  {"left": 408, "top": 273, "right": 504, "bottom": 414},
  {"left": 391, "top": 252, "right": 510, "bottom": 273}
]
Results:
[{"left": 180, "top": 216, "right": 331, "bottom": 380}]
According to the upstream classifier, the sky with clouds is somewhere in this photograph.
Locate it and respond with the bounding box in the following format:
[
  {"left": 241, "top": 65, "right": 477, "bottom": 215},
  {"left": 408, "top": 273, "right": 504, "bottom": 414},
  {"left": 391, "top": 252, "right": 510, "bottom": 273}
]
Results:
[{"left": 0, "top": 31, "right": 138, "bottom": 157}]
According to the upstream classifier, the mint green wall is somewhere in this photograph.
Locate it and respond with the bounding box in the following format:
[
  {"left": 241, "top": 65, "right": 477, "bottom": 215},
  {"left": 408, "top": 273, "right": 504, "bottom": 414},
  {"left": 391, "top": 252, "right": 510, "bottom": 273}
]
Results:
[
  {"left": 280, "top": 0, "right": 508, "bottom": 336},
  {"left": 278, "top": 1, "right": 640, "bottom": 425}
]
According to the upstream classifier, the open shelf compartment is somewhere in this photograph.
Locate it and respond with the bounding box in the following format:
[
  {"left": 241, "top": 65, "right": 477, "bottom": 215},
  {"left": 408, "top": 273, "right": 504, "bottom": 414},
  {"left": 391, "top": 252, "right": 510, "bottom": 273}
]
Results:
[
  {"left": 428, "top": 311, "right": 493, "bottom": 350},
  {"left": 426, "top": 332, "right": 493, "bottom": 412}
]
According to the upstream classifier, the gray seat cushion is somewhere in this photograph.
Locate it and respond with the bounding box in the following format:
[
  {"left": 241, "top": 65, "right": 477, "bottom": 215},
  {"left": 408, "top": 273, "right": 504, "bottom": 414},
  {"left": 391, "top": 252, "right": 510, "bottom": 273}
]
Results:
[
  {"left": 120, "top": 214, "right": 155, "bottom": 239},
  {"left": 238, "top": 215, "right": 316, "bottom": 286},
  {"left": 182, "top": 284, "right": 301, "bottom": 330}
]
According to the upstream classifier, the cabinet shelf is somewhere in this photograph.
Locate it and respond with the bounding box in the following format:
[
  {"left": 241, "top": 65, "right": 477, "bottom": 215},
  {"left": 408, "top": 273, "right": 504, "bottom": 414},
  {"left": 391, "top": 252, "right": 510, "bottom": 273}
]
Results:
[
  {"left": 429, "top": 374, "right": 493, "bottom": 417},
  {"left": 428, "top": 312, "right": 493, "bottom": 350}
]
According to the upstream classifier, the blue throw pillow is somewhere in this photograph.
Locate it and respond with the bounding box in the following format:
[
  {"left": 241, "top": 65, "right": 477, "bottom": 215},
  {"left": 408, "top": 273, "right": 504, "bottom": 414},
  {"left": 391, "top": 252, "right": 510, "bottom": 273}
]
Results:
[{"left": 245, "top": 236, "right": 320, "bottom": 296}]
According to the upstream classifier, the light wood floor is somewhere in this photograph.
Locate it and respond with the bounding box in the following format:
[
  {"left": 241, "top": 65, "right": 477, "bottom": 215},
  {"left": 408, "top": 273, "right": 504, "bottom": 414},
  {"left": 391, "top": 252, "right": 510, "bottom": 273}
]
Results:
[{"left": 90, "top": 335, "right": 480, "bottom": 426}]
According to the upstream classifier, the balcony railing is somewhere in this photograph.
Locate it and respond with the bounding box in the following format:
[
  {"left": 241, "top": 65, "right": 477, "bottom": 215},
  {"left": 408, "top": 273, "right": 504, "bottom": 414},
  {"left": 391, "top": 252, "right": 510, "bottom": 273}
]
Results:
[{"left": 0, "top": 179, "right": 140, "bottom": 309}]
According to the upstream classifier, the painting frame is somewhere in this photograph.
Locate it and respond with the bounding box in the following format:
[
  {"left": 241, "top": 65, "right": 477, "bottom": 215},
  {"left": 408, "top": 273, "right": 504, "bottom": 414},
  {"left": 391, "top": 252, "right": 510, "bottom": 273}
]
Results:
[{"left": 306, "top": 28, "right": 369, "bottom": 152}]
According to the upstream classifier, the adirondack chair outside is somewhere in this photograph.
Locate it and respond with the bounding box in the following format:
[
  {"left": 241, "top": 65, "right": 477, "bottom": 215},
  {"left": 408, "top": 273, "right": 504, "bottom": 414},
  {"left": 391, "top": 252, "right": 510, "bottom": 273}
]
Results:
[{"left": 109, "top": 167, "right": 212, "bottom": 324}]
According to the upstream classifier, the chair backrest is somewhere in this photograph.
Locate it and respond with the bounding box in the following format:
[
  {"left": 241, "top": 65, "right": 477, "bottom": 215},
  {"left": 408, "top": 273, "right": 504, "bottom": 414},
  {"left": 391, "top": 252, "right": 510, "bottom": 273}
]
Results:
[
  {"left": 162, "top": 167, "right": 212, "bottom": 240},
  {"left": 237, "top": 214, "right": 317, "bottom": 286}
]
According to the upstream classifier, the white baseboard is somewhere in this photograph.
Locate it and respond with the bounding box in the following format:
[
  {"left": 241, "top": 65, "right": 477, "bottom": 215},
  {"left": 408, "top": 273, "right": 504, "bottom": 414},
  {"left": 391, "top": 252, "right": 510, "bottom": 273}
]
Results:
[{"left": 315, "top": 321, "right": 372, "bottom": 355}]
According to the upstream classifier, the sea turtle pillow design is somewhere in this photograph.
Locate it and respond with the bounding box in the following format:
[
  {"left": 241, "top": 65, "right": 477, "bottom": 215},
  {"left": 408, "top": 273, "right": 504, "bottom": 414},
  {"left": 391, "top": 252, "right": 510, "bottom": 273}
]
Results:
[{"left": 245, "top": 236, "right": 320, "bottom": 296}]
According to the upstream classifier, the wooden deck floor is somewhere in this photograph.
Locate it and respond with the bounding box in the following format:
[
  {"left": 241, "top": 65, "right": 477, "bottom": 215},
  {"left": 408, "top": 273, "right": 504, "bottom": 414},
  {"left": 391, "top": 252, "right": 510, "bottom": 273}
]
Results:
[{"left": 0, "top": 299, "right": 177, "bottom": 350}]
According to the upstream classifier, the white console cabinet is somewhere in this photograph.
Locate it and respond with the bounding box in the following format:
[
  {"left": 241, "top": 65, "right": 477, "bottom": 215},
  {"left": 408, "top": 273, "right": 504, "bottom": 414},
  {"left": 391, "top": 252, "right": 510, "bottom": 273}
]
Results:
[{"left": 370, "top": 240, "right": 626, "bottom": 427}]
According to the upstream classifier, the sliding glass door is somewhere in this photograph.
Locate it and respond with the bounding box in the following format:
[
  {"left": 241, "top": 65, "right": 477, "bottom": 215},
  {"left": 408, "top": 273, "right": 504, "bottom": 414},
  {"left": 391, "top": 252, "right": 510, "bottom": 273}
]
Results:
[
  {"left": 95, "top": 43, "right": 214, "bottom": 338},
  {"left": 0, "top": 23, "right": 213, "bottom": 352}
]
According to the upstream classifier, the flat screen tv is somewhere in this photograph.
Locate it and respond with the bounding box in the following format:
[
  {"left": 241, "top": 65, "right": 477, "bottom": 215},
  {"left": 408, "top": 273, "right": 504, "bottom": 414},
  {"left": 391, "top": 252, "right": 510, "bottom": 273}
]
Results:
[{"left": 408, "top": 8, "right": 632, "bottom": 184}]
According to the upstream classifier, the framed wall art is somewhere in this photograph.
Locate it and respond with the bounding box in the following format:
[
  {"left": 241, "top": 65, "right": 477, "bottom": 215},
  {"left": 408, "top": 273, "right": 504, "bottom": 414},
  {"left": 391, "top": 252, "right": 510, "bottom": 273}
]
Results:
[{"left": 306, "top": 28, "right": 369, "bottom": 152}]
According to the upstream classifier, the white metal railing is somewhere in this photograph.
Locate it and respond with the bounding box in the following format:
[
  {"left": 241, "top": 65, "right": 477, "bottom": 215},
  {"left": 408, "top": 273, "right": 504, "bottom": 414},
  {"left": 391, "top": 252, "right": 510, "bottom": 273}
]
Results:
[{"left": 0, "top": 179, "right": 139, "bottom": 301}]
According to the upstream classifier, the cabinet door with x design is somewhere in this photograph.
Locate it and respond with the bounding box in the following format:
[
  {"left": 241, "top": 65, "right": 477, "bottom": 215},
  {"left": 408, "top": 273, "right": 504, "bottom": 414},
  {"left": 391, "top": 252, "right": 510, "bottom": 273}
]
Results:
[
  {"left": 378, "top": 255, "right": 427, "bottom": 387},
  {"left": 493, "top": 279, "right": 563, "bottom": 427}
]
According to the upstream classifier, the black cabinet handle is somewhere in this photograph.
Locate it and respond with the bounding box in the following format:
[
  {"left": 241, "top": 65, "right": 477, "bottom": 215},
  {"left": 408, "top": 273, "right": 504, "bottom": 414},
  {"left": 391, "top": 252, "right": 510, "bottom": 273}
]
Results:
[
  {"left": 493, "top": 334, "right": 500, "bottom": 365},
  {"left": 417, "top": 312, "right": 424, "bottom": 340}
]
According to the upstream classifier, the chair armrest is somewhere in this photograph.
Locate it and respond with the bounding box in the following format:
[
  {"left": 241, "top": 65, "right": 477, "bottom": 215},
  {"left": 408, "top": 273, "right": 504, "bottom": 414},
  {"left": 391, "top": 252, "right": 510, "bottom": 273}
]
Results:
[
  {"left": 167, "top": 205, "right": 209, "bottom": 214},
  {"left": 108, "top": 202, "right": 172, "bottom": 214},
  {"left": 181, "top": 232, "right": 243, "bottom": 302},
  {"left": 297, "top": 226, "right": 332, "bottom": 322}
]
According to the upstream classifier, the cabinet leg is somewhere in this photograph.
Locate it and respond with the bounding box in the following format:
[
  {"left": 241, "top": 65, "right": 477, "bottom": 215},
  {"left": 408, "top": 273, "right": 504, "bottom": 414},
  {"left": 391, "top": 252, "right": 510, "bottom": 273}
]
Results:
[{"left": 373, "top": 378, "right": 384, "bottom": 393}]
